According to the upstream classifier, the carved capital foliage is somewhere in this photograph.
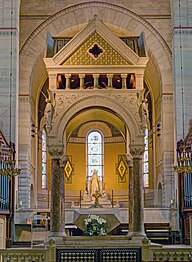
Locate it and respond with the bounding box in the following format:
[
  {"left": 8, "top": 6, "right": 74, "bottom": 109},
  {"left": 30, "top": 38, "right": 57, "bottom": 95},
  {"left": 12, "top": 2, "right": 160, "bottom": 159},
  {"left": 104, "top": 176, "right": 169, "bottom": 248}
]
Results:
[
  {"left": 130, "top": 144, "right": 145, "bottom": 158},
  {"left": 60, "top": 155, "right": 68, "bottom": 167},
  {"left": 125, "top": 153, "right": 133, "bottom": 167},
  {"left": 48, "top": 146, "right": 63, "bottom": 159}
]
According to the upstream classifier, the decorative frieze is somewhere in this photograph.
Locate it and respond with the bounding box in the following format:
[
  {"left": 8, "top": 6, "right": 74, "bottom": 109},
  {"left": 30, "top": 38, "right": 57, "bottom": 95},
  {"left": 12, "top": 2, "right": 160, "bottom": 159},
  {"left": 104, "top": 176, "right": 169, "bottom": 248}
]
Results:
[
  {"left": 50, "top": 91, "right": 142, "bottom": 145},
  {"left": 0, "top": 29, "right": 17, "bottom": 36},
  {"left": 68, "top": 136, "right": 124, "bottom": 143}
]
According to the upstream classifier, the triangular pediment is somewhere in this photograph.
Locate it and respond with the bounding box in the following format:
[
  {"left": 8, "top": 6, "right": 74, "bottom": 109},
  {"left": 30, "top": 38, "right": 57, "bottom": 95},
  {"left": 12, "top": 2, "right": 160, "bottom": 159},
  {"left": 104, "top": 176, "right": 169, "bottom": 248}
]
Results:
[
  {"left": 49, "top": 16, "right": 145, "bottom": 67},
  {"left": 63, "top": 32, "right": 129, "bottom": 66}
]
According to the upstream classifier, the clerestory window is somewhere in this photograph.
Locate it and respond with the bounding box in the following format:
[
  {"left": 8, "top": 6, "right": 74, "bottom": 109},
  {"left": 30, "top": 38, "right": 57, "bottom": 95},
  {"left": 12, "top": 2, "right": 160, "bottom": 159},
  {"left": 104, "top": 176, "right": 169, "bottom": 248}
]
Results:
[
  {"left": 42, "top": 129, "right": 47, "bottom": 189},
  {"left": 143, "top": 129, "right": 149, "bottom": 187},
  {"left": 87, "top": 131, "right": 103, "bottom": 181}
]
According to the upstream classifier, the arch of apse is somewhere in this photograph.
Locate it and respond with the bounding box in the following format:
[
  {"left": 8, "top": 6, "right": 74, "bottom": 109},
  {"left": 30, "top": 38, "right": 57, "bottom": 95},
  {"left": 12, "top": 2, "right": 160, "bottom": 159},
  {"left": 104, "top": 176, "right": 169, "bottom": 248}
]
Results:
[
  {"left": 77, "top": 121, "right": 113, "bottom": 138},
  {"left": 65, "top": 108, "right": 126, "bottom": 141},
  {"left": 54, "top": 95, "right": 142, "bottom": 146},
  {"left": 19, "top": 1, "right": 172, "bottom": 102}
]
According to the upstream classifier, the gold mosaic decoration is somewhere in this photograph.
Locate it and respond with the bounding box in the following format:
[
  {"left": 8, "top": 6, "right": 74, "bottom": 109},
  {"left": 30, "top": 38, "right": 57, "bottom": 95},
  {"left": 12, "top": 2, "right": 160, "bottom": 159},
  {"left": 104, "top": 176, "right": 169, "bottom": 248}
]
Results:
[
  {"left": 63, "top": 32, "right": 129, "bottom": 66},
  {"left": 116, "top": 155, "right": 128, "bottom": 183},
  {"left": 64, "top": 156, "right": 74, "bottom": 183}
]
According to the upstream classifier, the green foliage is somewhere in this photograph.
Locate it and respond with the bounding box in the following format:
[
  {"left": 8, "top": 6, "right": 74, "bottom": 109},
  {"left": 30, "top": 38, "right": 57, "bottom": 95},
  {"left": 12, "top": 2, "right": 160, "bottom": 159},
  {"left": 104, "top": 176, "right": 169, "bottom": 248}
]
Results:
[{"left": 84, "top": 214, "right": 107, "bottom": 236}]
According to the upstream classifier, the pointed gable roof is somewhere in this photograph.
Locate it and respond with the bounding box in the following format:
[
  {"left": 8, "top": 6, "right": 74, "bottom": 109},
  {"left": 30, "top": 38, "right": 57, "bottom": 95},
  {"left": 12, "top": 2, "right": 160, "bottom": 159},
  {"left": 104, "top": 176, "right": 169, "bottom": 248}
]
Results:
[
  {"left": 0, "top": 130, "right": 11, "bottom": 158},
  {"left": 46, "top": 16, "right": 147, "bottom": 67}
]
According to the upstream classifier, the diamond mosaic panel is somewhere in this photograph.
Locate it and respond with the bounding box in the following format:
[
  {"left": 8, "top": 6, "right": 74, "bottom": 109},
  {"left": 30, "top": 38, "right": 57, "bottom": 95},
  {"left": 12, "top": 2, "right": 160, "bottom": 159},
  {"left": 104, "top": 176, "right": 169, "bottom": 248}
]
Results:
[
  {"left": 56, "top": 249, "right": 98, "bottom": 262},
  {"left": 100, "top": 248, "right": 141, "bottom": 262},
  {"left": 116, "top": 155, "right": 128, "bottom": 183},
  {"left": 64, "top": 156, "right": 74, "bottom": 183},
  {"left": 56, "top": 248, "right": 141, "bottom": 262}
]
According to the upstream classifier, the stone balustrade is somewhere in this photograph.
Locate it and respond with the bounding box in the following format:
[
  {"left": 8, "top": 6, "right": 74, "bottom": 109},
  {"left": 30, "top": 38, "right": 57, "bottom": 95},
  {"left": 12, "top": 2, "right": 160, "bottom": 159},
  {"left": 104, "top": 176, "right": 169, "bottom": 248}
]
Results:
[
  {"left": 152, "top": 248, "right": 192, "bottom": 261},
  {"left": 1, "top": 243, "right": 192, "bottom": 261},
  {"left": 0, "top": 248, "right": 49, "bottom": 262},
  {"left": 56, "top": 73, "right": 136, "bottom": 90}
]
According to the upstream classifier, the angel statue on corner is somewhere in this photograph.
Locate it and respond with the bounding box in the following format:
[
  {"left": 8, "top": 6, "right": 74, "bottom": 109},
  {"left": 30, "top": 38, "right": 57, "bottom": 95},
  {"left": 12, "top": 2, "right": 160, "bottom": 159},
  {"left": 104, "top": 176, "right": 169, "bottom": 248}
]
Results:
[
  {"left": 41, "top": 89, "right": 56, "bottom": 131},
  {"left": 137, "top": 88, "right": 150, "bottom": 129}
]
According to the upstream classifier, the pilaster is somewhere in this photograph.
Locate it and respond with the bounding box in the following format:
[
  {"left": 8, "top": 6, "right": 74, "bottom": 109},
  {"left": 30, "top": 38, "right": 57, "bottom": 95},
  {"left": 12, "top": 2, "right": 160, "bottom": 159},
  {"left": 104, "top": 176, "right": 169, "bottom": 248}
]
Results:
[
  {"left": 161, "top": 95, "right": 174, "bottom": 207},
  {"left": 18, "top": 96, "right": 31, "bottom": 208},
  {"left": 135, "top": 73, "right": 144, "bottom": 90},
  {"left": 48, "top": 73, "right": 57, "bottom": 91}
]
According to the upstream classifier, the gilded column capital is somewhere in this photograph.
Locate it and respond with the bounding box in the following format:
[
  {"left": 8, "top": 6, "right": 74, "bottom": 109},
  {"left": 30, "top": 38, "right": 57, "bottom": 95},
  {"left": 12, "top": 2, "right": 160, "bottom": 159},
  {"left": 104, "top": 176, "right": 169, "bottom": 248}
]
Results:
[
  {"left": 121, "top": 73, "right": 127, "bottom": 78},
  {"left": 93, "top": 74, "right": 99, "bottom": 78},
  {"left": 79, "top": 74, "right": 85, "bottom": 79},
  {"left": 107, "top": 74, "right": 113, "bottom": 78},
  {"left": 48, "top": 146, "right": 63, "bottom": 159},
  {"left": 130, "top": 144, "right": 145, "bottom": 158},
  {"left": 65, "top": 74, "right": 71, "bottom": 79}
]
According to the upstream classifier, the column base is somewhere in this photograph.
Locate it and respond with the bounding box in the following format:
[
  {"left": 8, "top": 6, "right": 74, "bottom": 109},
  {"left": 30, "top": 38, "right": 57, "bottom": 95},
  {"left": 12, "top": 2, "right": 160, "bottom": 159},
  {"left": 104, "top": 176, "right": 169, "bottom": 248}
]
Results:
[
  {"left": 128, "top": 231, "right": 147, "bottom": 244},
  {"left": 49, "top": 231, "right": 67, "bottom": 237}
]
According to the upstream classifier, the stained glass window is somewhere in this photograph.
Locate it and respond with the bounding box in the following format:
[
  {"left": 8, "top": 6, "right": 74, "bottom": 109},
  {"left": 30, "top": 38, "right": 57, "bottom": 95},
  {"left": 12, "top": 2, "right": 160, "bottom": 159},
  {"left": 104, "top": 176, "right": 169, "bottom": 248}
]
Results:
[
  {"left": 42, "top": 129, "right": 47, "bottom": 189},
  {"left": 143, "top": 129, "right": 149, "bottom": 187},
  {"left": 87, "top": 131, "right": 103, "bottom": 181}
]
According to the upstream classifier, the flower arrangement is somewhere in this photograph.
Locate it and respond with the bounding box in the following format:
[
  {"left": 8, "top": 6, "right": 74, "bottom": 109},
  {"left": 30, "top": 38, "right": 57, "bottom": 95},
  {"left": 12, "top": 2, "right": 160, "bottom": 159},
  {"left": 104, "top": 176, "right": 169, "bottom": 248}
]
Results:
[{"left": 84, "top": 214, "right": 107, "bottom": 236}]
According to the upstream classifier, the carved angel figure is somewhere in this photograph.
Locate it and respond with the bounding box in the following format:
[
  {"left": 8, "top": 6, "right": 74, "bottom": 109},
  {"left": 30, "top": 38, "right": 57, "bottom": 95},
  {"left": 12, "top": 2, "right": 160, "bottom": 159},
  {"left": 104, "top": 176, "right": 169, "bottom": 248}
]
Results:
[
  {"left": 42, "top": 89, "right": 56, "bottom": 128},
  {"left": 137, "top": 89, "right": 149, "bottom": 122}
]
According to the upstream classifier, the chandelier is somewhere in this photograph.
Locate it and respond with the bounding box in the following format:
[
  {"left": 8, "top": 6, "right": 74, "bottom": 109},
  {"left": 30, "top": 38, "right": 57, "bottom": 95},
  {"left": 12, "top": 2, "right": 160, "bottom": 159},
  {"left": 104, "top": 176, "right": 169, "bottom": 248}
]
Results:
[
  {"left": 0, "top": 149, "right": 20, "bottom": 178},
  {"left": 174, "top": 139, "right": 192, "bottom": 175}
]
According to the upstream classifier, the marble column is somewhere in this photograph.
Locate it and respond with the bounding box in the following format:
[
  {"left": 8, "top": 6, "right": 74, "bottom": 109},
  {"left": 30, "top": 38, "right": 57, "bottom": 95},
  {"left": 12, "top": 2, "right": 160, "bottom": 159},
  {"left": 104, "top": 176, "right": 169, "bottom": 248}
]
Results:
[
  {"left": 130, "top": 145, "right": 146, "bottom": 237},
  {"left": 107, "top": 74, "right": 113, "bottom": 88},
  {"left": 49, "top": 148, "right": 66, "bottom": 237},
  {"left": 79, "top": 74, "right": 85, "bottom": 89},
  {"left": 93, "top": 74, "right": 99, "bottom": 88},
  {"left": 128, "top": 159, "right": 133, "bottom": 235},
  {"left": 121, "top": 74, "right": 127, "bottom": 89},
  {"left": 65, "top": 74, "right": 71, "bottom": 90},
  {"left": 59, "top": 158, "right": 67, "bottom": 235}
]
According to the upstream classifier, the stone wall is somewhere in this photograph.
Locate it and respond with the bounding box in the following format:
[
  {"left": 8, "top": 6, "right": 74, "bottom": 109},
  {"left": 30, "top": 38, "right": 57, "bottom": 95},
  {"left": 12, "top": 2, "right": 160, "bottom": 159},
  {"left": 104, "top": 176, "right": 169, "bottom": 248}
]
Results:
[
  {"left": 0, "top": 217, "right": 6, "bottom": 249},
  {"left": 172, "top": 0, "right": 192, "bottom": 140},
  {"left": 0, "top": 0, "right": 20, "bottom": 144}
]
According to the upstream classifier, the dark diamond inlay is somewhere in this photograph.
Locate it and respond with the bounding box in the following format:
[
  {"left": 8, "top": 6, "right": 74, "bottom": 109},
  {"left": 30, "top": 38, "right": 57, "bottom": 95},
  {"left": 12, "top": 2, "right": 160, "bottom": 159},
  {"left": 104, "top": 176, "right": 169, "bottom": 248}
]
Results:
[{"left": 89, "top": 44, "right": 103, "bottom": 58}]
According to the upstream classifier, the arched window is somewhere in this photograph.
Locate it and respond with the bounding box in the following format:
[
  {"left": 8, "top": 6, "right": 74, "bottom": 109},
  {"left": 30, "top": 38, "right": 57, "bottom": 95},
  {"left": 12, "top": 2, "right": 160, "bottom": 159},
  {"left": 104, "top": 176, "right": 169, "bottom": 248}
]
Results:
[
  {"left": 42, "top": 129, "right": 47, "bottom": 189},
  {"left": 87, "top": 131, "right": 103, "bottom": 181},
  {"left": 143, "top": 129, "right": 149, "bottom": 187}
]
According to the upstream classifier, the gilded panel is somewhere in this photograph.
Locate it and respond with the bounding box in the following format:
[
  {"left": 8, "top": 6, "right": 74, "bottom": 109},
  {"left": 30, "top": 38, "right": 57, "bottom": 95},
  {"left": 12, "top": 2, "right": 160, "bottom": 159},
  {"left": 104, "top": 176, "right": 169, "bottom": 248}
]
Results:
[{"left": 63, "top": 32, "right": 129, "bottom": 66}]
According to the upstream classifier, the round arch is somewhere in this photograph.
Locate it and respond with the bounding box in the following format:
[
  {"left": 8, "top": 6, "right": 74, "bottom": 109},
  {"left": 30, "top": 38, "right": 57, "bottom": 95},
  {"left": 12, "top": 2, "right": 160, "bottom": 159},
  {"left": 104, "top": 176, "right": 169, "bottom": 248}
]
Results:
[
  {"left": 50, "top": 94, "right": 143, "bottom": 147},
  {"left": 19, "top": 1, "right": 172, "bottom": 99},
  {"left": 65, "top": 108, "right": 126, "bottom": 141}
]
